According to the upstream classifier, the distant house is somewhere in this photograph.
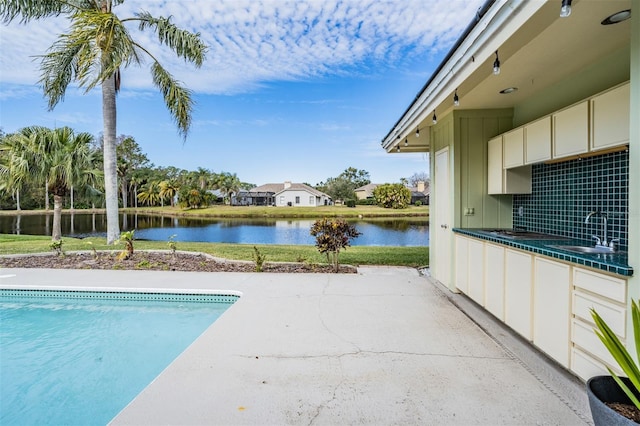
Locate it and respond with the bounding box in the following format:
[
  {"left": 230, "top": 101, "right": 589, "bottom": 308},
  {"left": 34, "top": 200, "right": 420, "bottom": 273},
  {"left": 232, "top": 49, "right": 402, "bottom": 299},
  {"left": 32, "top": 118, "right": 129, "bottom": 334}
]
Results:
[
  {"left": 231, "top": 182, "right": 331, "bottom": 207},
  {"left": 408, "top": 181, "right": 430, "bottom": 205},
  {"left": 354, "top": 183, "right": 379, "bottom": 200},
  {"left": 355, "top": 181, "right": 430, "bottom": 205}
]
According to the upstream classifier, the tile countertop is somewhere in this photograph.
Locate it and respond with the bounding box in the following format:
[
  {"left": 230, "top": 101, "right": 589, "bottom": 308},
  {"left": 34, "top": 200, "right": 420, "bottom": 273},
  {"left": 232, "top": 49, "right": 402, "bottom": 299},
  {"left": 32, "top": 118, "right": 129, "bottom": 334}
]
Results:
[{"left": 453, "top": 228, "right": 633, "bottom": 277}]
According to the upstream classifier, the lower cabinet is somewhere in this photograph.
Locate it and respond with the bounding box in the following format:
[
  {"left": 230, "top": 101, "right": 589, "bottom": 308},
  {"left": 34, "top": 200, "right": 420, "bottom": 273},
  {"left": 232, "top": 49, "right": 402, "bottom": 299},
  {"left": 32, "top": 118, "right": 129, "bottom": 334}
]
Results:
[
  {"left": 570, "top": 267, "right": 627, "bottom": 381},
  {"left": 452, "top": 234, "right": 629, "bottom": 381},
  {"left": 533, "top": 257, "right": 570, "bottom": 367},
  {"left": 467, "top": 239, "right": 485, "bottom": 305},
  {"left": 484, "top": 243, "right": 505, "bottom": 321},
  {"left": 505, "top": 249, "right": 533, "bottom": 340}
]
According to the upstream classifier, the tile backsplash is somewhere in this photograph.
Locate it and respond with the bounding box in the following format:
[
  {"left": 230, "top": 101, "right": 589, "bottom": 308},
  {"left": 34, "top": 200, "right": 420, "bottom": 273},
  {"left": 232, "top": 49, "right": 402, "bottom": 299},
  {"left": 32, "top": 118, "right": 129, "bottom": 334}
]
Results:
[{"left": 513, "top": 150, "right": 629, "bottom": 251}]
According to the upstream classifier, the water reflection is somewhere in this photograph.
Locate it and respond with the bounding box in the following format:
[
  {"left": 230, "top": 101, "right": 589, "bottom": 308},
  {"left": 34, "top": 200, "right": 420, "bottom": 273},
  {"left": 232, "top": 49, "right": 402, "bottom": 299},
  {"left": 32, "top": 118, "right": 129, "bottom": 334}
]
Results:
[{"left": 0, "top": 213, "right": 429, "bottom": 247}]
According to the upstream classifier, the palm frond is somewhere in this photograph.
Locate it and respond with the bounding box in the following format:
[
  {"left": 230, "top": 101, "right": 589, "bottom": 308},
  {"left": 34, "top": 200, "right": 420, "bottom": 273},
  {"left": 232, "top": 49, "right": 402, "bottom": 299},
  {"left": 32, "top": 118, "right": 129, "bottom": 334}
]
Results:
[
  {"left": 592, "top": 305, "right": 640, "bottom": 410},
  {"left": 150, "top": 61, "right": 193, "bottom": 140},
  {"left": 0, "top": 0, "right": 72, "bottom": 24},
  {"left": 134, "top": 11, "right": 207, "bottom": 67}
]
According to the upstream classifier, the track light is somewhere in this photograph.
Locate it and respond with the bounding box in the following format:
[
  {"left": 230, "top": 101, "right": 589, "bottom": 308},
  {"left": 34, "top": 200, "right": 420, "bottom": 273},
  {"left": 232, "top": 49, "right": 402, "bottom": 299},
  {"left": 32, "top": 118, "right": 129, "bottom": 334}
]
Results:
[
  {"left": 432, "top": 110, "right": 437, "bottom": 124},
  {"left": 415, "top": 127, "right": 420, "bottom": 138},
  {"left": 453, "top": 89, "right": 459, "bottom": 106},
  {"left": 493, "top": 51, "right": 500, "bottom": 75},
  {"left": 404, "top": 138, "right": 408, "bottom": 147},
  {"left": 560, "top": 0, "right": 572, "bottom": 18}
]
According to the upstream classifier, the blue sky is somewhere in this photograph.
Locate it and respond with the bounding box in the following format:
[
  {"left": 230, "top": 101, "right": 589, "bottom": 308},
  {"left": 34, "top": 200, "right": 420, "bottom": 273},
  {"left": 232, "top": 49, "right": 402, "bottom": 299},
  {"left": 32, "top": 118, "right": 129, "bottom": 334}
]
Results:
[{"left": 0, "top": 0, "right": 484, "bottom": 186}]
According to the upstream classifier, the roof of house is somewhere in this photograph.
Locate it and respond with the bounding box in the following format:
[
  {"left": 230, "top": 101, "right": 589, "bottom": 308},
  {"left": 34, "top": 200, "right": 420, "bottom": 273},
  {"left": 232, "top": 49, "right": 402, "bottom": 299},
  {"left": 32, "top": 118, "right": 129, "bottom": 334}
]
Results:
[
  {"left": 354, "top": 183, "right": 380, "bottom": 192},
  {"left": 251, "top": 183, "right": 330, "bottom": 198}
]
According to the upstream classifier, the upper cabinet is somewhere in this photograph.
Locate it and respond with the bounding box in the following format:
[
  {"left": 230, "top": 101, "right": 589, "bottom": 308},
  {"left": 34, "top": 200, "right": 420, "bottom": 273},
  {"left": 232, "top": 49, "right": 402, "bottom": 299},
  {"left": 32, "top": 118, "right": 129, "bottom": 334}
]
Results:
[
  {"left": 488, "top": 136, "right": 531, "bottom": 195},
  {"left": 503, "top": 128, "right": 524, "bottom": 168},
  {"left": 524, "top": 116, "right": 551, "bottom": 164},
  {"left": 553, "top": 101, "right": 589, "bottom": 159},
  {"left": 591, "top": 83, "right": 630, "bottom": 152}
]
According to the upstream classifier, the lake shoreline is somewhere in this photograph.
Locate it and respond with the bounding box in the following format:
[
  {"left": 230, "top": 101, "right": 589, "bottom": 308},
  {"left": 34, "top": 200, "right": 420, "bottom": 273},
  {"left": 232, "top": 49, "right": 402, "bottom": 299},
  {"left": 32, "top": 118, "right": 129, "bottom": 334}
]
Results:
[{"left": 0, "top": 205, "right": 430, "bottom": 220}]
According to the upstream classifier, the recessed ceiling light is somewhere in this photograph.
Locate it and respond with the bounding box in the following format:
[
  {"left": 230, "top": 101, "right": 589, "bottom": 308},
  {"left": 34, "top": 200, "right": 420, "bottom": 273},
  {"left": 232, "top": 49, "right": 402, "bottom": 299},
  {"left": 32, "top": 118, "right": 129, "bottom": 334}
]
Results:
[
  {"left": 499, "top": 87, "right": 518, "bottom": 94},
  {"left": 601, "top": 9, "right": 631, "bottom": 25}
]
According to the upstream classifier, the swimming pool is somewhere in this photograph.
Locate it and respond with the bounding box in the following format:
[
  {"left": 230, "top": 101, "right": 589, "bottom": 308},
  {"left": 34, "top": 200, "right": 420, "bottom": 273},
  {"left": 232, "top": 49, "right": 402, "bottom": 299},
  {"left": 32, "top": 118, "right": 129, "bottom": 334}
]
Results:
[{"left": 0, "top": 289, "right": 238, "bottom": 425}]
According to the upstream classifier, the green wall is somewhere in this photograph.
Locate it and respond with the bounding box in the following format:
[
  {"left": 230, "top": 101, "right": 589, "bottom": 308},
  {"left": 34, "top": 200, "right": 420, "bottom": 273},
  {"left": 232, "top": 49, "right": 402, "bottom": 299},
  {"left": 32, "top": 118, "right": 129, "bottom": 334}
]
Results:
[{"left": 429, "top": 109, "right": 515, "bottom": 232}]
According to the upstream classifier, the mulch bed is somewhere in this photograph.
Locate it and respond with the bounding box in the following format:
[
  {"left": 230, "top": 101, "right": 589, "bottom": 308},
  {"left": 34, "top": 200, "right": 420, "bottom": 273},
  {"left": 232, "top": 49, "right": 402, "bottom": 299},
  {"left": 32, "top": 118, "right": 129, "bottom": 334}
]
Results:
[{"left": 0, "top": 251, "right": 357, "bottom": 274}]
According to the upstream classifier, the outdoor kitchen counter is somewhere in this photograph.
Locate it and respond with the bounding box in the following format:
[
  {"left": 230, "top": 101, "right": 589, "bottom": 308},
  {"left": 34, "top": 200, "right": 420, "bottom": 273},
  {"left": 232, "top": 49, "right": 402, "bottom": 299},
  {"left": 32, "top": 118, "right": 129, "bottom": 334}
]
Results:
[{"left": 453, "top": 228, "right": 633, "bottom": 277}]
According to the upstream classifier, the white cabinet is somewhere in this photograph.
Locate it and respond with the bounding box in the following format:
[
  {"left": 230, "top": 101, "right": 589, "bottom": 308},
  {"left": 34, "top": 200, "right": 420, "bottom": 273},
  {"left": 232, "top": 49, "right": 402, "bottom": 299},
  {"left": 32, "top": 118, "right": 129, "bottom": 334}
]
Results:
[
  {"left": 533, "top": 257, "right": 570, "bottom": 367},
  {"left": 591, "top": 82, "right": 630, "bottom": 152},
  {"left": 503, "top": 127, "right": 524, "bottom": 168},
  {"left": 571, "top": 267, "right": 627, "bottom": 381},
  {"left": 487, "top": 136, "right": 532, "bottom": 195},
  {"left": 524, "top": 116, "right": 551, "bottom": 164},
  {"left": 468, "top": 239, "right": 485, "bottom": 304},
  {"left": 504, "top": 249, "right": 533, "bottom": 339},
  {"left": 484, "top": 243, "right": 505, "bottom": 320},
  {"left": 553, "top": 101, "right": 589, "bottom": 159},
  {"left": 454, "top": 235, "right": 469, "bottom": 294}
]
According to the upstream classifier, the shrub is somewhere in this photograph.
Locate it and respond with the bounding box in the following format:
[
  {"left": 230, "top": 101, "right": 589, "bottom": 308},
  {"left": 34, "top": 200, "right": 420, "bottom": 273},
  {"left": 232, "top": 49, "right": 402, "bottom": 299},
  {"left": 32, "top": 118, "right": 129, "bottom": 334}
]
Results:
[
  {"left": 345, "top": 199, "right": 356, "bottom": 208},
  {"left": 118, "top": 230, "right": 135, "bottom": 260},
  {"left": 373, "top": 184, "right": 411, "bottom": 209},
  {"left": 167, "top": 234, "right": 178, "bottom": 256},
  {"left": 356, "top": 198, "right": 377, "bottom": 205},
  {"left": 49, "top": 239, "right": 64, "bottom": 256},
  {"left": 415, "top": 200, "right": 422, "bottom": 207},
  {"left": 252, "top": 246, "right": 266, "bottom": 272},
  {"left": 310, "top": 218, "right": 361, "bottom": 272}
]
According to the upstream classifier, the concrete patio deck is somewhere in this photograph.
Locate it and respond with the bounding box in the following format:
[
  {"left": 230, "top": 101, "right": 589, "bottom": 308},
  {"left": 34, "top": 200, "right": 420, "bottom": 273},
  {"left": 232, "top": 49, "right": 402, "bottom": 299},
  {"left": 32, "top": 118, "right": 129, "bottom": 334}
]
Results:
[{"left": 0, "top": 267, "right": 592, "bottom": 425}]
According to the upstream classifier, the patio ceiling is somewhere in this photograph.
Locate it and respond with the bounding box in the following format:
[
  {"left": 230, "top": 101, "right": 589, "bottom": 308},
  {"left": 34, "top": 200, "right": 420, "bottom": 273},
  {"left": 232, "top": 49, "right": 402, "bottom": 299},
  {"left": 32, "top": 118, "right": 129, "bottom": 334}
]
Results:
[{"left": 384, "top": 0, "right": 632, "bottom": 153}]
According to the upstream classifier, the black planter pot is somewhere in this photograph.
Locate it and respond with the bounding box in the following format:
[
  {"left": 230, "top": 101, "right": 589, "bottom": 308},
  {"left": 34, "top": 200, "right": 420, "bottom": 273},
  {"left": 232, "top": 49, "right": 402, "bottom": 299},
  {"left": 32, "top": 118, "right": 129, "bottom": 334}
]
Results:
[{"left": 587, "top": 375, "right": 639, "bottom": 425}]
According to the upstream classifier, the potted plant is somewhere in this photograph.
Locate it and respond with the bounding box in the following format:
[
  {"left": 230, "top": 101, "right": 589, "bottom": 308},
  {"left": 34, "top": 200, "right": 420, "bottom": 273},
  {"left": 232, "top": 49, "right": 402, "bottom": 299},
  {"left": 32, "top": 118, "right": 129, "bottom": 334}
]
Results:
[{"left": 588, "top": 300, "right": 640, "bottom": 424}]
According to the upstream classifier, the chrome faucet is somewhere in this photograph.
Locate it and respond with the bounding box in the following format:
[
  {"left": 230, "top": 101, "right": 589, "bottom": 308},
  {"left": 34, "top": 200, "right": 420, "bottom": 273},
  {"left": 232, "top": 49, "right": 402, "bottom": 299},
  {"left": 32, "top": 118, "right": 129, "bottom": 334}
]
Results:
[{"left": 585, "top": 211, "right": 609, "bottom": 247}]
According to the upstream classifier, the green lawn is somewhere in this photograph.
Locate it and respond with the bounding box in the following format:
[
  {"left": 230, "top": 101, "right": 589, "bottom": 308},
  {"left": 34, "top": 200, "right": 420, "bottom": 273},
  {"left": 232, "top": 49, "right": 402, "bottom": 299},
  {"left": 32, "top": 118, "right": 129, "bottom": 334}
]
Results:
[{"left": 0, "top": 234, "right": 429, "bottom": 268}]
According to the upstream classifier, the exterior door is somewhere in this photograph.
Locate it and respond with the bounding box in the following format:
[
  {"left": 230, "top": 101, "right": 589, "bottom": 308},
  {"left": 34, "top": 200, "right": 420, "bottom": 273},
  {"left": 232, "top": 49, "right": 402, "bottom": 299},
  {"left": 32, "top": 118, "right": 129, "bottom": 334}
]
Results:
[{"left": 434, "top": 147, "right": 452, "bottom": 289}]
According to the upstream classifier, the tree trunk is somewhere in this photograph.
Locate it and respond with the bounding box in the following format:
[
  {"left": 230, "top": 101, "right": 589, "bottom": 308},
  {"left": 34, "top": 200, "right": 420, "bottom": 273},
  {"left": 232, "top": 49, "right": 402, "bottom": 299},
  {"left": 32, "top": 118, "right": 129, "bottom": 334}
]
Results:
[
  {"left": 15, "top": 189, "right": 20, "bottom": 211},
  {"left": 102, "top": 72, "right": 120, "bottom": 244},
  {"left": 45, "top": 181, "right": 49, "bottom": 210},
  {"left": 121, "top": 178, "right": 128, "bottom": 209},
  {"left": 70, "top": 186, "right": 74, "bottom": 210},
  {"left": 52, "top": 194, "right": 63, "bottom": 241},
  {"left": 134, "top": 184, "right": 138, "bottom": 208}
]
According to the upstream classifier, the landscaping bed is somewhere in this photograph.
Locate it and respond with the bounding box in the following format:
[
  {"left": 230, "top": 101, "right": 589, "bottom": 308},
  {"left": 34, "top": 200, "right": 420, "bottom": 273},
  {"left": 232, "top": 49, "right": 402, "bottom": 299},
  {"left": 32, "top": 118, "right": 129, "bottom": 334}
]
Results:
[{"left": 0, "top": 251, "right": 357, "bottom": 274}]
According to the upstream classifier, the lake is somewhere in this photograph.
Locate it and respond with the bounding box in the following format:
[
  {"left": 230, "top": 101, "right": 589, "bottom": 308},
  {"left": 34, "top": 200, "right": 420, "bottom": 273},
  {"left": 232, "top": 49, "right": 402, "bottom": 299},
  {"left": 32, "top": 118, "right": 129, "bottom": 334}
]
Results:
[{"left": 0, "top": 213, "right": 429, "bottom": 247}]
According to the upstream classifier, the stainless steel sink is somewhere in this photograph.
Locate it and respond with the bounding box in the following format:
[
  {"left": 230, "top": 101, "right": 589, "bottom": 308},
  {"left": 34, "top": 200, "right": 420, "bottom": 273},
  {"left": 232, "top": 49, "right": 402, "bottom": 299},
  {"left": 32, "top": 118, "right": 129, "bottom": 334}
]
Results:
[
  {"left": 547, "top": 245, "right": 622, "bottom": 255},
  {"left": 483, "top": 230, "right": 569, "bottom": 240}
]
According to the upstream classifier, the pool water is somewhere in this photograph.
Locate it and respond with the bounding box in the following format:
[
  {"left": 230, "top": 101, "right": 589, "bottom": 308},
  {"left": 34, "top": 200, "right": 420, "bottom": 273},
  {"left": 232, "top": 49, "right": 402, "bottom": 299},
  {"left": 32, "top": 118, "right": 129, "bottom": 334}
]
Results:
[{"left": 0, "top": 290, "right": 237, "bottom": 425}]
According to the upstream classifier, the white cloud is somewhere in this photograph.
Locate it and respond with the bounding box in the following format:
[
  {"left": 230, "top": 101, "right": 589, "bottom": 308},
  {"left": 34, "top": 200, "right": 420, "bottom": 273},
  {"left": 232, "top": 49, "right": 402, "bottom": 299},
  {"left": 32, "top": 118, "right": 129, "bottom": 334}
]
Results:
[{"left": 0, "top": 0, "right": 484, "bottom": 97}]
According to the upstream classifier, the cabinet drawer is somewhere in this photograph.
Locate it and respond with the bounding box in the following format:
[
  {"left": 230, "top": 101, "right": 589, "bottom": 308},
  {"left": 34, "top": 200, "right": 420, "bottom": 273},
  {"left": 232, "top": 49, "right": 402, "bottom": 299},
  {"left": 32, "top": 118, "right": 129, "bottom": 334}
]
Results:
[
  {"left": 574, "top": 267, "right": 626, "bottom": 303},
  {"left": 571, "top": 347, "right": 616, "bottom": 382},
  {"left": 572, "top": 318, "right": 619, "bottom": 368},
  {"left": 573, "top": 290, "right": 626, "bottom": 338}
]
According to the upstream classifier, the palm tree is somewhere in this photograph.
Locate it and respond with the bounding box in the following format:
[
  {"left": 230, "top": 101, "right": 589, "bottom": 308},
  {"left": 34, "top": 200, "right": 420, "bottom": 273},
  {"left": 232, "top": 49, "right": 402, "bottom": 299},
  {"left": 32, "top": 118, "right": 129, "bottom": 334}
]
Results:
[
  {"left": 138, "top": 181, "right": 161, "bottom": 206},
  {"left": 1, "top": 1, "right": 207, "bottom": 244},
  {"left": 0, "top": 127, "right": 101, "bottom": 241},
  {"left": 214, "top": 172, "right": 241, "bottom": 205},
  {"left": 159, "top": 180, "right": 179, "bottom": 207}
]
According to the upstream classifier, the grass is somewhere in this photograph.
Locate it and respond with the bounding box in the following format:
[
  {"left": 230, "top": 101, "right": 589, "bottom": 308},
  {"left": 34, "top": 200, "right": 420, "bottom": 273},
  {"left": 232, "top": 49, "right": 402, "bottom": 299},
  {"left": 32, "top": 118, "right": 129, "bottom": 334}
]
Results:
[
  {"left": 0, "top": 205, "right": 429, "bottom": 219},
  {"left": 0, "top": 234, "right": 429, "bottom": 268}
]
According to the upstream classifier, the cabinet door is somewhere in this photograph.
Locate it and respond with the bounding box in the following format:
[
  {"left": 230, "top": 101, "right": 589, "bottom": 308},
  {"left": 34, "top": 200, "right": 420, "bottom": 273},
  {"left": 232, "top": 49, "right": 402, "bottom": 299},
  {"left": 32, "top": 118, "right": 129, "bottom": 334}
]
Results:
[
  {"left": 524, "top": 116, "right": 551, "bottom": 164},
  {"left": 484, "top": 243, "right": 505, "bottom": 320},
  {"left": 533, "top": 257, "right": 570, "bottom": 367},
  {"left": 468, "top": 239, "right": 485, "bottom": 305},
  {"left": 487, "top": 136, "right": 503, "bottom": 195},
  {"left": 553, "top": 101, "right": 589, "bottom": 159},
  {"left": 503, "top": 127, "right": 524, "bottom": 169},
  {"left": 454, "top": 235, "right": 469, "bottom": 294},
  {"left": 591, "top": 83, "right": 630, "bottom": 151},
  {"left": 504, "top": 249, "right": 533, "bottom": 339}
]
